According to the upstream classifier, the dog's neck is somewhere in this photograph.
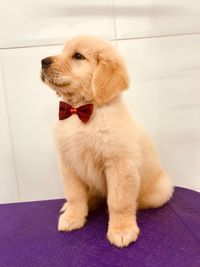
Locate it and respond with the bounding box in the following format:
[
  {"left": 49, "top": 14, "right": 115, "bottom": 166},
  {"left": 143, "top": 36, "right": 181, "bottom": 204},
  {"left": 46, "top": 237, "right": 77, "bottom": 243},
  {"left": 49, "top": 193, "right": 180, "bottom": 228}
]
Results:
[
  {"left": 60, "top": 95, "right": 123, "bottom": 108},
  {"left": 60, "top": 96, "right": 93, "bottom": 108}
]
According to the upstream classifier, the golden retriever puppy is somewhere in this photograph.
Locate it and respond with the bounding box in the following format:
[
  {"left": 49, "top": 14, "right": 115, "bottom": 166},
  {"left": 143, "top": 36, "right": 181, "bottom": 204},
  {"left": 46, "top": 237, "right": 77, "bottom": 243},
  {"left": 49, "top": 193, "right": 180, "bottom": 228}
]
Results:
[{"left": 41, "top": 36, "right": 173, "bottom": 248}]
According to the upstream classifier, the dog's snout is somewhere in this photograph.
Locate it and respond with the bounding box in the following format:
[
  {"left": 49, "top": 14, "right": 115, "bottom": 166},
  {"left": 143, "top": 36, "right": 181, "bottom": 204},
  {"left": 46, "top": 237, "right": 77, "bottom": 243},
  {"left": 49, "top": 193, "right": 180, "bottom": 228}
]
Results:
[{"left": 41, "top": 57, "right": 53, "bottom": 69}]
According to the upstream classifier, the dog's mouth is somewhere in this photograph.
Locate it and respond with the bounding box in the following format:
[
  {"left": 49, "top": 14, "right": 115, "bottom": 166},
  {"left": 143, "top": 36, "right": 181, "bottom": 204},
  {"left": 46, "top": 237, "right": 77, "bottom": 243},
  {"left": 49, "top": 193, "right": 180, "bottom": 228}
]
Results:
[
  {"left": 41, "top": 71, "right": 70, "bottom": 88},
  {"left": 41, "top": 71, "right": 76, "bottom": 99}
]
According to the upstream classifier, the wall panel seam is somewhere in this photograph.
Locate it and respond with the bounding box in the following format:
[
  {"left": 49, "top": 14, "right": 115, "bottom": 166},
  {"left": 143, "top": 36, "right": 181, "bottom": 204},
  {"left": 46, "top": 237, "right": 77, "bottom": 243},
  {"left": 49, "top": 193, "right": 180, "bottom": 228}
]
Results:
[
  {"left": 1, "top": 31, "right": 200, "bottom": 50},
  {"left": 112, "top": 0, "right": 117, "bottom": 45},
  {"left": 0, "top": 64, "right": 21, "bottom": 201}
]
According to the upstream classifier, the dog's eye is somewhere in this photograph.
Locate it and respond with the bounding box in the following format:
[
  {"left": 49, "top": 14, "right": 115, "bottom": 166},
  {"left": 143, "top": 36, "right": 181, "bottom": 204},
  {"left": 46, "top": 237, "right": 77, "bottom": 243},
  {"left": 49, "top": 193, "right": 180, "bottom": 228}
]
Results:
[{"left": 72, "top": 52, "right": 85, "bottom": 60}]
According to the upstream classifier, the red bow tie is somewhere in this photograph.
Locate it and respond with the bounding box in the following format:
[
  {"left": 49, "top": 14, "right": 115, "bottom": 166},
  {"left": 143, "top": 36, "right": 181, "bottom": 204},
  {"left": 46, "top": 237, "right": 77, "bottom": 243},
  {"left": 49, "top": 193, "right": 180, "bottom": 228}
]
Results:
[{"left": 59, "top": 101, "right": 93, "bottom": 123}]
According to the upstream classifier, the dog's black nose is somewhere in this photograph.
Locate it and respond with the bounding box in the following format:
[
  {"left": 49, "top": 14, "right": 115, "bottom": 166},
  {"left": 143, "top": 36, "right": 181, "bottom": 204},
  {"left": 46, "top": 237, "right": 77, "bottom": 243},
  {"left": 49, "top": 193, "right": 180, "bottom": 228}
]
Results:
[{"left": 41, "top": 57, "right": 52, "bottom": 69}]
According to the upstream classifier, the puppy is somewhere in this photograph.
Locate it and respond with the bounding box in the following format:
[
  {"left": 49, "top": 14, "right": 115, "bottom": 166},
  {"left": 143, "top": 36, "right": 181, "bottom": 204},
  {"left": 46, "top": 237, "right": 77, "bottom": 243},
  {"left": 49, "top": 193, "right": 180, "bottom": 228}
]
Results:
[{"left": 41, "top": 36, "right": 173, "bottom": 248}]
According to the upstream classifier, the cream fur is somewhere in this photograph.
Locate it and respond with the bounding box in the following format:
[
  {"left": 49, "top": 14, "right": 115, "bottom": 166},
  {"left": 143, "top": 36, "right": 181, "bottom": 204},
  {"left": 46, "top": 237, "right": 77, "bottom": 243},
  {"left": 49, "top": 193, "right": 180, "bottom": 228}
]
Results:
[{"left": 41, "top": 36, "right": 173, "bottom": 248}]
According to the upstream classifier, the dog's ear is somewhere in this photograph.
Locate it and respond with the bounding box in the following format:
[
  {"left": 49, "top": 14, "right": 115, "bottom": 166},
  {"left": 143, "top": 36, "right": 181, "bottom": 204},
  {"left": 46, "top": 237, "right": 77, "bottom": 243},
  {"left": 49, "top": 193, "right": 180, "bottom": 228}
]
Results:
[{"left": 91, "top": 48, "right": 129, "bottom": 104}]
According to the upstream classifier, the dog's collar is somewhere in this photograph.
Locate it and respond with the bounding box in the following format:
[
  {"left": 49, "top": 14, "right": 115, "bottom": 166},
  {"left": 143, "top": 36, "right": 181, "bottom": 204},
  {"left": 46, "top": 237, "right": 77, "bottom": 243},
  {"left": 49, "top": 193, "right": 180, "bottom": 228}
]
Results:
[{"left": 59, "top": 101, "right": 93, "bottom": 123}]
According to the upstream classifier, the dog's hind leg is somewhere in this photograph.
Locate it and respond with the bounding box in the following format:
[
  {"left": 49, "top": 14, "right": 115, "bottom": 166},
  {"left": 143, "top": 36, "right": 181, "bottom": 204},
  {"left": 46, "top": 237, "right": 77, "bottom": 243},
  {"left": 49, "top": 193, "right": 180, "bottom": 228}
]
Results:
[{"left": 137, "top": 171, "right": 174, "bottom": 210}]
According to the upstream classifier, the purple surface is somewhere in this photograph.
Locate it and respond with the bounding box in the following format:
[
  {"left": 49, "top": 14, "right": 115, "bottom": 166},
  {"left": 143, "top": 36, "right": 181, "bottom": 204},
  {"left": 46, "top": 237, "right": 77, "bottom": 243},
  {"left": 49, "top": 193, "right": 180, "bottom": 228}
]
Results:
[{"left": 0, "top": 187, "right": 200, "bottom": 267}]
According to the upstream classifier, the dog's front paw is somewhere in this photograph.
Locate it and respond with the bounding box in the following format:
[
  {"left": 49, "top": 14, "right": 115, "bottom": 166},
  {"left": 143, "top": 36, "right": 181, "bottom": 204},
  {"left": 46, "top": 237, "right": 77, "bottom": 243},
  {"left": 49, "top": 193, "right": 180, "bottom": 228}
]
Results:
[
  {"left": 58, "top": 210, "right": 86, "bottom": 232},
  {"left": 59, "top": 202, "right": 68, "bottom": 213},
  {"left": 107, "top": 224, "right": 140, "bottom": 248}
]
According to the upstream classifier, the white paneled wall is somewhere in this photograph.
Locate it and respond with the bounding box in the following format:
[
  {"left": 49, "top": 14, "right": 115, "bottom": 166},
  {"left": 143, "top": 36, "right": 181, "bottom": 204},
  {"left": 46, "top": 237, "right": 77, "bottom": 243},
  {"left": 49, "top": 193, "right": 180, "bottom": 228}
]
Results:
[
  {"left": 0, "top": 1, "right": 200, "bottom": 203},
  {"left": 118, "top": 35, "right": 200, "bottom": 190},
  {"left": 0, "top": 67, "right": 19, "bottom": 203},
  {"left": 0, "top": 0, "right": 114, "bottom": 48},
  {"left": 115, "top": 0, "right": 200, "bottom": 39},
  {"left": 0, "top": 46, "right": 64, "bottom": 202}
]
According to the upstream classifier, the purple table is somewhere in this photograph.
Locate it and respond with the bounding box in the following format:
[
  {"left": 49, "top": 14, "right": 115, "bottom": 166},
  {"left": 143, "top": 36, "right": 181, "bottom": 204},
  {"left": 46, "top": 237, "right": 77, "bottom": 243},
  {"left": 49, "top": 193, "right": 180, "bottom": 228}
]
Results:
[{"left": 0, "top": 187, "right": 200, "bottom": 267}]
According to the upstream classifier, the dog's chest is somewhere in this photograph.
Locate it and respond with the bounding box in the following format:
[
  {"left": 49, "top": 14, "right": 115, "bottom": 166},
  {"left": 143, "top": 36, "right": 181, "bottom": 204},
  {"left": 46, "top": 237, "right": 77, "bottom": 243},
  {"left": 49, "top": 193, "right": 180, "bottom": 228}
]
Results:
[{"left": 54, "top": 117, "right": 109, "bottom": 193}]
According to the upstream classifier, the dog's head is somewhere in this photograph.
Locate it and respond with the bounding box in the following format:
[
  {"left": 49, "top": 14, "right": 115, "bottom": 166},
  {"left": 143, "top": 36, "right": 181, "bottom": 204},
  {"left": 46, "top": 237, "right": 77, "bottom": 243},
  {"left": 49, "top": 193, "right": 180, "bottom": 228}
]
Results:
[{"left": 41, "top": 36, "right": 129, "bottom": 105}]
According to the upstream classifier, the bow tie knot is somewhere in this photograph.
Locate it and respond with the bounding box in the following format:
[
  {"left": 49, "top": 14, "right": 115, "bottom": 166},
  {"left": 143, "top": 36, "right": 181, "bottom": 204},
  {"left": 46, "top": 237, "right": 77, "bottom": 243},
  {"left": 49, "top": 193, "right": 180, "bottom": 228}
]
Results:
[
  {"left": 70, "top": 107, "right": 77, "bottom": 114},
  {"left": 59, "top": 101, "right": 93, "bottom": 123}
]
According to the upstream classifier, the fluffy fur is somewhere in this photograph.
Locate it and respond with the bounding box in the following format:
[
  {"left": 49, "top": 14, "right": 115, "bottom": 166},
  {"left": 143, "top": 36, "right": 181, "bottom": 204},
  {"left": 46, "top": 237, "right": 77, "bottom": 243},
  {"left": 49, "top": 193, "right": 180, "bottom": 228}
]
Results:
[{"left": 41, "top": 36, "right": 173, "bottom": 248}]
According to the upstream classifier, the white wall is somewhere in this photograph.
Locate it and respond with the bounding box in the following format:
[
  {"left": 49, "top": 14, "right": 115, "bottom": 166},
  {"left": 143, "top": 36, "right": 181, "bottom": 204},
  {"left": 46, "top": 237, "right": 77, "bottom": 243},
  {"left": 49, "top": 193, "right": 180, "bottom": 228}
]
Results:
[{"left": 0, "top": 0, "right": 200, "bottom": 203}]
